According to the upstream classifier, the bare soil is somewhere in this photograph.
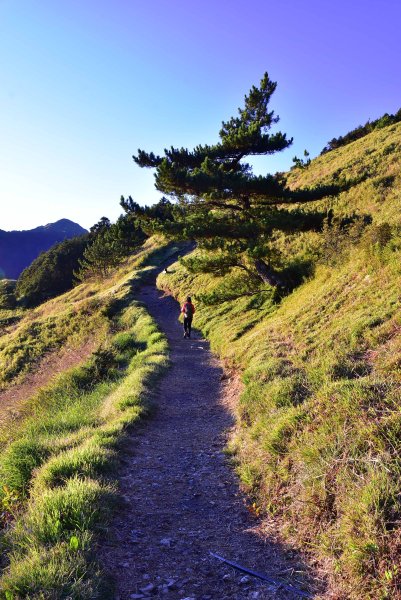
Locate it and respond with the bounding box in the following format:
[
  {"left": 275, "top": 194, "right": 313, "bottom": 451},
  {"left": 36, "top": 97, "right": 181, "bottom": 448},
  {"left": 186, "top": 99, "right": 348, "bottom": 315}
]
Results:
[
  {"left": 99, "top": 283, "right": 322, "bottom": 600},
  {"left": 0, "top": 339, "right": 98, "bottom": 431}
]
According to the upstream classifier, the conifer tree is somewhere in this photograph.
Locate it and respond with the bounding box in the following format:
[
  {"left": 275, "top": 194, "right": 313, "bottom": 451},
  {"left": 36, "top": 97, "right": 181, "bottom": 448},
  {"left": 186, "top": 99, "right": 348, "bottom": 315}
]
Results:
[
  {"left": 133, "top": 73, "right": 339, "bottom": 289},
  {"left": 75, "top": 215, "right": 145, "bottom": 281}
]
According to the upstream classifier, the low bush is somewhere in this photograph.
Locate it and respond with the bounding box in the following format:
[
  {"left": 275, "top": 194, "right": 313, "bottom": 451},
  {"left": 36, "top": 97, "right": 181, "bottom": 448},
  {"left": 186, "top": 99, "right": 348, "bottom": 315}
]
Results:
[{"left": 0, "top": 280, "right": 17, "bottom": 310}]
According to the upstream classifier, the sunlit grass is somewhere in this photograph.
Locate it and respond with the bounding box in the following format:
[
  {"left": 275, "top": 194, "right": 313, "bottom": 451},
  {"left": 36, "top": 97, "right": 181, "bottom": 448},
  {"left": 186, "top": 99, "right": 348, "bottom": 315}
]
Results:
[
  {"left": 157, "top": 123, "right": 401, "bottom": 598},
  {"left": 0, "top": 237, "right": 172, "bottom": 598}
]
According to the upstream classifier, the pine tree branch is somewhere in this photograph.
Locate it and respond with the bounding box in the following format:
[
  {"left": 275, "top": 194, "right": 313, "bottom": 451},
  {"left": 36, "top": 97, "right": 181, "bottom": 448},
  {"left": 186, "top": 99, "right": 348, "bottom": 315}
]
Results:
[{"left": 254, "top": 258, "right": 285, "bottom": 287}]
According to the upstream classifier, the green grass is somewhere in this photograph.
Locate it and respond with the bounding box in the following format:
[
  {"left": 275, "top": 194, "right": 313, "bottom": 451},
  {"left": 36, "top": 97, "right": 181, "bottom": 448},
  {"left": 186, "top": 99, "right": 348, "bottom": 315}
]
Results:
[
  {"left": 0, "top": 304, "right": 108, "bottom": 389},
  {"left": 0, "top": 236, "right": 178, "bottom": 392},
  {"left": 286, "top": 121, "right": 401, "bottom": 226},
  {"left": 157, "top": 123, "right": 401, "bottom": 599},
  {"left": 0, "top": 238, "right": 172, "bottom": 599}
]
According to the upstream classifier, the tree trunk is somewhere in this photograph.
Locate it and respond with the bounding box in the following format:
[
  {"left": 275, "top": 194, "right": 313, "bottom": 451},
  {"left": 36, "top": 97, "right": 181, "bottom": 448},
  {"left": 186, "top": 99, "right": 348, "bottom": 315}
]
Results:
[{"left": 254, "top": 258, "right": 284, "bottom": 287}]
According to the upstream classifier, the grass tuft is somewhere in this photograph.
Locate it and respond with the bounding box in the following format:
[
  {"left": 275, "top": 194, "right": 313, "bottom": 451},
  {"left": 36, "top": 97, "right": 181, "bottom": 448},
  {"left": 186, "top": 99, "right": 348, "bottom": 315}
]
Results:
[
  {"left": 0, "top": 237, "right": 172, "bottom": 598},
  {"left": 157, "top": 122, "right": 401, "bottom": 598}
]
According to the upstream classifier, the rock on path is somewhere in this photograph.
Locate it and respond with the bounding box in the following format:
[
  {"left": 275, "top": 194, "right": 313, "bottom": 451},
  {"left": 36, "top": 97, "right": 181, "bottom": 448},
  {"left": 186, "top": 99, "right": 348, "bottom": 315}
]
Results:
[{"left": 99, "top": 283, "right": 317, "bottom": 599}]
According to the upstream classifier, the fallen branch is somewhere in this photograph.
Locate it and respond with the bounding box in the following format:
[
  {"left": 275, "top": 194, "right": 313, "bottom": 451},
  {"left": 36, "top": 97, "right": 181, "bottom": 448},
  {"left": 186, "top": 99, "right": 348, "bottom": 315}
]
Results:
[{"left": 209, "top": 552, "right": 314, "bottom": 599}]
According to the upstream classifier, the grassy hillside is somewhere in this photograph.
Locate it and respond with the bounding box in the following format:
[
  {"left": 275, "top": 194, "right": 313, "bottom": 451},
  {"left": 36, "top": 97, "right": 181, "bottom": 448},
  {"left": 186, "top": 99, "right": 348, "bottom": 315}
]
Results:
[
  {"left": 0, "top": 237, "right": 169, "bottom": 394},
  {"left": 158, "top": 122, "right": 401, "bottom": 599},
  {"left": 0, "top": 237, "right": 176, "bottom": 598},
  {"left": 287, "top": 121, "right": 401, "bottom": 224}
]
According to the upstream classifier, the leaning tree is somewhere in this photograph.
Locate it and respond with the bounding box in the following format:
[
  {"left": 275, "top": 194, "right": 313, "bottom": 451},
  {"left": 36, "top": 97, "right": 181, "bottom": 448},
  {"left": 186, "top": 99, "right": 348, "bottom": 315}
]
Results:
[{"left": 133, "top": 73, "right": 339, "bottom": 293}]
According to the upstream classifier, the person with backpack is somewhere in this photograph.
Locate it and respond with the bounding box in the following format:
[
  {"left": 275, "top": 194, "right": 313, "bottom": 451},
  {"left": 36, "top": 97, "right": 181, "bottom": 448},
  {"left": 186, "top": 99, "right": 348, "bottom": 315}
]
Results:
[{"left": 181, "top": 296, "right": 195, "bottom": 338}]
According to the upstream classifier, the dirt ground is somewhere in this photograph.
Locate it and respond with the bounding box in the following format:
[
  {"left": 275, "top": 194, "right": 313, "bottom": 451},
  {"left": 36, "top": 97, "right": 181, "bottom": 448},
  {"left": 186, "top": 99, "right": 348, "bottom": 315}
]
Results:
[
  {"left": 0, "top": 339, "right": 98, "bottom": 432},
  {"left": 99, "top": 283, "right": 322, "bottom": 600}
]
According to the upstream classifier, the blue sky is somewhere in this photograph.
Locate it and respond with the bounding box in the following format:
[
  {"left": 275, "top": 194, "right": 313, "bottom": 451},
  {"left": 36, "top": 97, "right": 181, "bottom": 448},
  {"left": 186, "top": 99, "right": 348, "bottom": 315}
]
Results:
[{"left": 1, "top": 0, "right": 400, "bottom": 231}]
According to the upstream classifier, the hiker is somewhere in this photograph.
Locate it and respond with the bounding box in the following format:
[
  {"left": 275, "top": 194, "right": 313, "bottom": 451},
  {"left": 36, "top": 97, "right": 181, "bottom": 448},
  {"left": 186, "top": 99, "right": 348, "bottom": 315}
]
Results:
[{"left": 181, "top": 296, "right": 195, "bottom": 338}]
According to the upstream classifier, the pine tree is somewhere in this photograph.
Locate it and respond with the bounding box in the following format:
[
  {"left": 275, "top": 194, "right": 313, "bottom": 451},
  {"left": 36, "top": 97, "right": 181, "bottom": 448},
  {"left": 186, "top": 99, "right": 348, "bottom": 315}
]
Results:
[
  {"left": 133, "top": 73, "right": 340, "bottom": 290},
  {"left": 75, "top": 215, "right": 145, "bottom": 281}
]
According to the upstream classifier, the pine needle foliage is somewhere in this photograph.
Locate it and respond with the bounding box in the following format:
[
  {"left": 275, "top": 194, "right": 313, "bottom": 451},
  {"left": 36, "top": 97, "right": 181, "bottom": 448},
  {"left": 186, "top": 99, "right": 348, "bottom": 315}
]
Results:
[
  {"left": 75, "top": 216, "right": 145, "bottom": 281},
  {"left": 157, "top": 121, "right": 401, "bottom": 598},
  {"left": 133, "top": 73, "right": 341, "bottom": 296}
]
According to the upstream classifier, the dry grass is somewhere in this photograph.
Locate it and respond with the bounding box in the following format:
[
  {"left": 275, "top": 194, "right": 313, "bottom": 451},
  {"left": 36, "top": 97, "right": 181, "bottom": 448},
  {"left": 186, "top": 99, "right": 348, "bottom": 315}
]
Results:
[
  {"left": 0, "top": 237, "right": 171, "bottom": 598},
  {"left": 157, "top": 123, "right": 401, "bottom": 599}
]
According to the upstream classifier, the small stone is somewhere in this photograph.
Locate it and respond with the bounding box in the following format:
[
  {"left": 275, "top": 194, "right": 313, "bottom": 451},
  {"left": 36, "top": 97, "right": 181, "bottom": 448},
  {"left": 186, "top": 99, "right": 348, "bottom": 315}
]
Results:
[
  {"left": 130, "top": 534, "right": 141, "bottom": 543},
  {"left": 250, "top": 592, "right": 260, "bottom": 599},
  {"left": 160, "top": 537, "right": 172, "bottom": 546},
  {"left": 139, "top": 583, "right": 155, "bottom": 593},
  {"left": 142, "top": 574, "right": 151, "bottom": 580},
  {"left": 120, "top": 562, "right": 130, "bottom": 568},
  {"left": 240, "top": 575, "right": 250, "bottom": 584},
  {"left": 158, "top": 585, "right": 168, "bottom": 593},
  {"left": 165, "top": 579, "right": 176, "bottom": 588},
  {"left": 131, "top": 529, "right": 144, "bottom": 537},
  {"left": 222, "top": 574, "right": 231, "bottom": 581}
]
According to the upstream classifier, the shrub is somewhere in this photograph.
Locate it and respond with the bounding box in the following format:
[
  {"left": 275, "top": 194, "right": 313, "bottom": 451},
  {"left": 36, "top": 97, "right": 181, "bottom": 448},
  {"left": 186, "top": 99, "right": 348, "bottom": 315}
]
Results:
[{"left": 0, "top": 280, "right": 17, "bottom": 309}]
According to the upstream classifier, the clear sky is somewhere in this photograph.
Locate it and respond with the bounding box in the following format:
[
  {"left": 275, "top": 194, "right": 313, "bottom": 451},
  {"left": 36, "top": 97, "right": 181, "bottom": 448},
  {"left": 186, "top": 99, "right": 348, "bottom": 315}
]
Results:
[{"left": 1, "top": 0, "right": 400, "bottom": 231}]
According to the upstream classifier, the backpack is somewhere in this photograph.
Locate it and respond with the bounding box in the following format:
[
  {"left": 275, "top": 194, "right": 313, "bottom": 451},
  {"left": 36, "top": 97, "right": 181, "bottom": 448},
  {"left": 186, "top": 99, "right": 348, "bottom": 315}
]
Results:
[{"left": 183, "top": 302, "right": 193, "bottom": 317}]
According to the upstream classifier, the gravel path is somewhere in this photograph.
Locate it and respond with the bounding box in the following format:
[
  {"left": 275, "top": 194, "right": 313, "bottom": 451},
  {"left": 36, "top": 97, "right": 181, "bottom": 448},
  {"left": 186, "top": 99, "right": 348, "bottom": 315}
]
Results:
[{"left": 99, "top": 282, "right": 318, "bottom": 600}]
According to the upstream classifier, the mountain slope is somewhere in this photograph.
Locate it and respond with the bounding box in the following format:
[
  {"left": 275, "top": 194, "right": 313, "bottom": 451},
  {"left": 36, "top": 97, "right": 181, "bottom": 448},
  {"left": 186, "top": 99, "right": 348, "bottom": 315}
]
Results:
[
  {"left": 0, "top": 237, "right": 175, "bottom": 597},
  {"left": 285, "top": 120, "right": 401, "bottom": 224},
  {"left": 0, "top": 218, "right": 87, "bottom": 279},
  {"left": 157, "top": 121, "right": 401, "bottom": 599}
]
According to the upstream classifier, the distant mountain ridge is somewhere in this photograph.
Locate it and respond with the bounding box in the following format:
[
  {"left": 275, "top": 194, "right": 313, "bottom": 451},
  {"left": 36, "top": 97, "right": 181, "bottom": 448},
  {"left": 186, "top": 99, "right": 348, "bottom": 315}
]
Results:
[{"left": 0, "top": 218, "right": 88, "bottom": 279}]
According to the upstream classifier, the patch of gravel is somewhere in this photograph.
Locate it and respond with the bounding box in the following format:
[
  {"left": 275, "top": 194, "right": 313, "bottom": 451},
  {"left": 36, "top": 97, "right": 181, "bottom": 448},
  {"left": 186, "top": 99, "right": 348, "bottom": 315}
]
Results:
[{"left": 99, "top": 284, "right": 321, "bottom": 599}]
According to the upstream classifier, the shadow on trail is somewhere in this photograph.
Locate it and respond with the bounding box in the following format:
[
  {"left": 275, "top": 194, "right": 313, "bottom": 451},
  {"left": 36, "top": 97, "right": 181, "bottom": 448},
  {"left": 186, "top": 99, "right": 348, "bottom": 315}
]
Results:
[{"left": 99, "top": 252, "right": 323, "bottom": 600}]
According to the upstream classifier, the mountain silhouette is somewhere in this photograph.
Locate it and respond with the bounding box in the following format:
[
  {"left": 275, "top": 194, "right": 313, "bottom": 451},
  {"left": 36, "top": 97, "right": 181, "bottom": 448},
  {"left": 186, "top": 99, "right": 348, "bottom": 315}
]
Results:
[{"left": 0, "top": 219, "right": 88, "bottom": 279}]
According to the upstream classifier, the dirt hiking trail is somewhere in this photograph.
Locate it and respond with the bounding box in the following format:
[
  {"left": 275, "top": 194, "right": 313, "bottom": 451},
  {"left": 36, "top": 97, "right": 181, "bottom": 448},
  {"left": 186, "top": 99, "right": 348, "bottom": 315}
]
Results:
[{"left": 100, "top": 281, "right": 320, "bottom": 599}]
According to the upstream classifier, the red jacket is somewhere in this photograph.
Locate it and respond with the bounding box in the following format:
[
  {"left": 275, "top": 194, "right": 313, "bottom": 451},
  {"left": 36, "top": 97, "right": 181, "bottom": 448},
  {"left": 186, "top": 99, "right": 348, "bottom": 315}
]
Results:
[{"left": 181, "top": 301, "right": 195, "bottom": 316}]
